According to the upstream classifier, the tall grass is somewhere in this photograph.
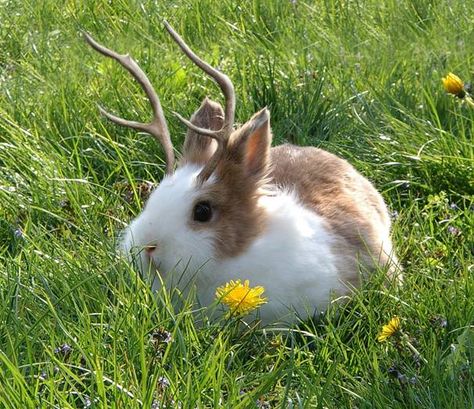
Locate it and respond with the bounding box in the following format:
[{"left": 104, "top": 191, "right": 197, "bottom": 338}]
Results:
[{"left": 1, "top": 0, "right": 473, "bottom": 407}]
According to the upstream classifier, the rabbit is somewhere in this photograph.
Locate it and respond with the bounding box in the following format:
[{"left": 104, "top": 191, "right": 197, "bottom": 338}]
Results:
[{"left": 84, "top": 22, "right": 399, "bottom": 325}]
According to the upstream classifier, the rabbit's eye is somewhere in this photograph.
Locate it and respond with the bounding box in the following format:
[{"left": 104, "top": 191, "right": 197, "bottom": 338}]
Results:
[{"left": 193, "top": 201, "right": 212, "bottom": 222}]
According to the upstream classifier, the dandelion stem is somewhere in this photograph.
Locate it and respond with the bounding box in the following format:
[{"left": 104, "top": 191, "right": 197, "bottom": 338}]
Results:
[
  {"left": 465, "top": 96, "right": 474, "bottom": 108},
  {"left": 402, "top": 332, "right": 428, "bottom": 364}
]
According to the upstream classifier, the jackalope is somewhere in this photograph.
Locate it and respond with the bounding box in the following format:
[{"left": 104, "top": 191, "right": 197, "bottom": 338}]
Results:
[{"left": 84, "top": 21, "right": 399, "bottom": 324}]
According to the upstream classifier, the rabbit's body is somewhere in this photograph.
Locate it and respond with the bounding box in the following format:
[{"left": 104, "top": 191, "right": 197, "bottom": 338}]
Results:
[
  {"left": 122, "top": 136, "right": 396, "bottom": 325},
  {"left": 86, "top": 25, "right": 397, "bottom": 325}
]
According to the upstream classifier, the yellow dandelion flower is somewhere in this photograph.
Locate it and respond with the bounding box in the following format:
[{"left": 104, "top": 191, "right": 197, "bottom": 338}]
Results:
[
  {"left": 442, "top": 72, "right": 465, "bottom": 98},
  {"left": 215, "top": 280, "right": 267, "bottom": 316},
  {"left": 377, "top": 316, "right": 401, "bottom": 342}
]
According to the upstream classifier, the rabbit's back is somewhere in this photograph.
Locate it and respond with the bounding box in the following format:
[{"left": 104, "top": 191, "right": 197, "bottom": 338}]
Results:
[{"left": 269, "top": 144, "right": 396, "bottom": 283}]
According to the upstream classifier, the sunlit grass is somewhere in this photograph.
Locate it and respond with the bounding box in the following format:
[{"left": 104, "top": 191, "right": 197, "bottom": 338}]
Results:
[{"left": 1, "top": 0, "right": 473, "bottom": 407}]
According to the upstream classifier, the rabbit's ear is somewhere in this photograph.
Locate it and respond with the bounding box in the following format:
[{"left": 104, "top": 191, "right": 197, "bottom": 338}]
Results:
[
  {"left": 181, "top": 98, "right": 224, "bottom": 166},
  {"left": 228, "top": 108, "right": 272, "bottom": 178}
]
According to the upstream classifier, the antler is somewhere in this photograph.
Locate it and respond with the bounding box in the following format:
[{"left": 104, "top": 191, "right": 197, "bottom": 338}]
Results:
[
  {"left": 163, "top": 21, "right": 236, "bottom": 183},
  {"left": 83, "top": 32, "right": 175, "bottom": 175},
  {"left": 84, "top": 23, "right": 236, "bottom": 183}
]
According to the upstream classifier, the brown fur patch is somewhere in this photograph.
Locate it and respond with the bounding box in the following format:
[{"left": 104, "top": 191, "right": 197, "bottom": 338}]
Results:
[{"left": 190, "top": 164, "right": 267, "bottom": 259}]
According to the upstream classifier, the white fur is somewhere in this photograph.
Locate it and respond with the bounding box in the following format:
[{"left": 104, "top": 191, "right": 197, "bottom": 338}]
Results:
[
  {"left": 121, "top": 165, "right": 216, "bottom": 290},
  {"left": 121, "top": 164, "right": 348, "bottom": 325}
]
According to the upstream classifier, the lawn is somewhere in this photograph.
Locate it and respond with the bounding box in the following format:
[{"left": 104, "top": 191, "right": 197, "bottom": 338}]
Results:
[{"left": 0, "top": 0, "right": 473, "bottom": 407}]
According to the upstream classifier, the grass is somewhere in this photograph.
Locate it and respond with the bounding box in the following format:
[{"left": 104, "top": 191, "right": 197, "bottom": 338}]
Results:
[{"left": 0, "top": 0, "right": 473, "bottom": 407}]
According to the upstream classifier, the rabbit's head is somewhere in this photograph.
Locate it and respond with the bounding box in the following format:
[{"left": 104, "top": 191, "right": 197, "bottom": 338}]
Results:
[{"left": 122, "top": 99, "right": 272, "bottom": 285}]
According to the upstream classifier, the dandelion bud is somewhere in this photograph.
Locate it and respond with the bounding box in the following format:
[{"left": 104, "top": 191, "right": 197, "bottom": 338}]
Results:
[{"left": 442, "top": 72, "right": 466, "bottom": 98}]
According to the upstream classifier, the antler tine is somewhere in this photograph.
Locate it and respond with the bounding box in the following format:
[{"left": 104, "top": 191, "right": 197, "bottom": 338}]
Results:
[
  {"left": 83, "top": 31, "right": 175, "bottom": 174},
  {"left": 163, "top": 20, "right": 235, "bottom": 140},
  {"left": 172, "top": 111, "right": 224, "bottom": 138}
]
